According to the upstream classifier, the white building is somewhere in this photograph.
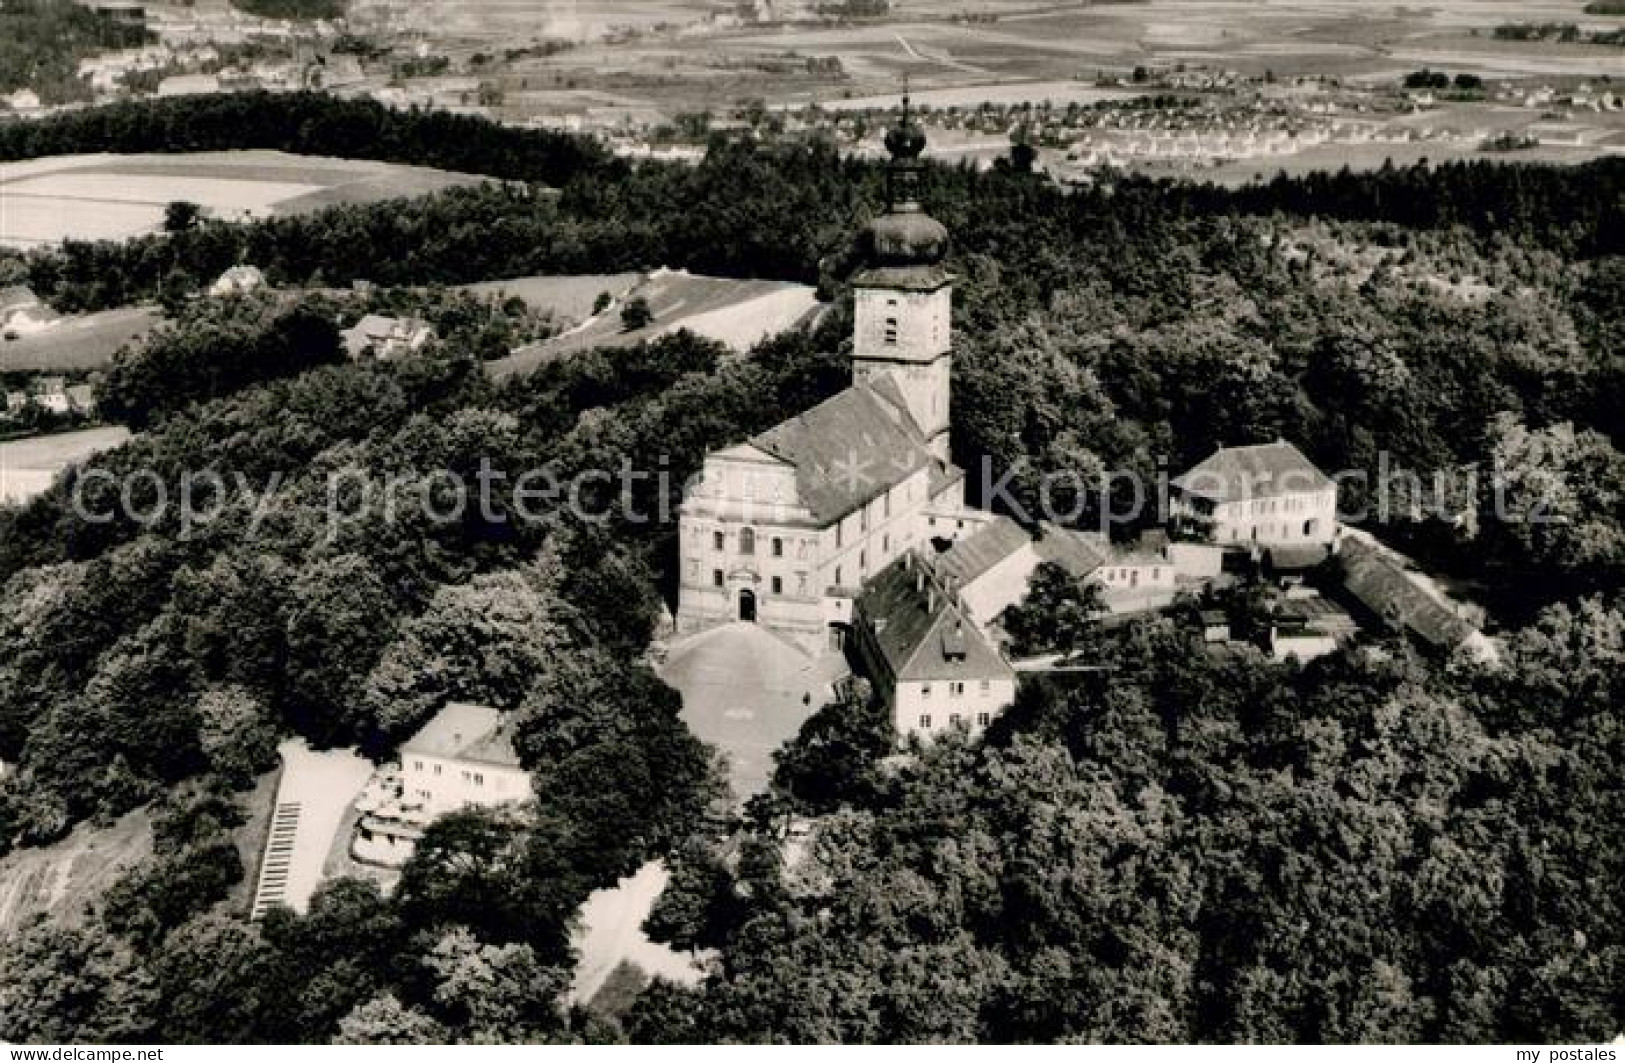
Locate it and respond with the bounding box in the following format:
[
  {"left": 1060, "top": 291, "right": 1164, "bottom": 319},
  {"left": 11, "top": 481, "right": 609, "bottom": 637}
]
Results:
[
  {"left": 676, "top": 102, "right": 971, "bottom": 655},
  {"left": 342, "top": 313, "right": 435, "bottom": 360},
  {"left": 355, "top": 702, "right": 531, "bottom": 867},
  {"left": 1171, "top": 440, "right": 1338, "bottom": 555},
  {"left": 853, "top": 551, "right": 1017, "bottom": 738},
  {"left": 399, "top": 702, "right": 529, "bottom": 818},
  {"left": 209, "top": 264, "right": 266, "bottom": 297}
]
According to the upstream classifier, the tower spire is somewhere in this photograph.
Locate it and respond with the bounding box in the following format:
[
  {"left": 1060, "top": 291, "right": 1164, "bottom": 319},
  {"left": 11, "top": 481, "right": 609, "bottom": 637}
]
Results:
[{"left": 883, "top": 77, "right": 928, "bottom": 214}]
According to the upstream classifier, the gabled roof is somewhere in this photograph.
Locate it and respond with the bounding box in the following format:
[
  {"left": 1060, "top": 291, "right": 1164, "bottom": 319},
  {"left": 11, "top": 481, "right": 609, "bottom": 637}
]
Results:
[
  {"left": 938, "top": 519, "right": 1109, "bottom": 591},
  {"left": 857, "top": 554, "right": 1014, "bottom": 683},
  {"left": 401, "top": 702, "right": 523, "bottom": 769},
  {"left": 1034, "top": 522, "right": 1111, "bottom": 576},
  {"left": 1338, "top": 538, "right": 1475, "bottom": 651},
  {"left": 1173, "top": 440, "right": 1334, "bottom": 503},
  {"left": 749, "top": 382, "right": 942, "bottom": 524},
  {"left": 938, "top": 515, "right": 1031, "bottom": 587}
]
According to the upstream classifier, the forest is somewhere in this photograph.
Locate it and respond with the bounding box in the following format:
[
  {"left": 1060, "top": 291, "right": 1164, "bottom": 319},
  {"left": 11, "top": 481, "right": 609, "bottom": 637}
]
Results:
[
  {"left": 0, "top": 93, "right": 1620, "bottom": 1043},
  {"left": 0, "top": 0, "right": 152, "bottom": 103}
]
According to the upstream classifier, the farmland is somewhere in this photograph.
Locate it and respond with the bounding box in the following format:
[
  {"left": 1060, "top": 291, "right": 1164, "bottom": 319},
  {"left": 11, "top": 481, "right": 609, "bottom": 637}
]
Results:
[
  {"left": 484, "top": 0, "right": 1625, "bottom": 121},
  {"left": 0, "top": 426, "right": 132, "bottom": 506},
  {"left": 0, "top": 150, "right": 490, "bottom": 249},
  {"left": 0, "top": 306, "right": 160, "bottom": 372},
  {"left": 486, "top": 269, "right": 818, "bottom": 378}
]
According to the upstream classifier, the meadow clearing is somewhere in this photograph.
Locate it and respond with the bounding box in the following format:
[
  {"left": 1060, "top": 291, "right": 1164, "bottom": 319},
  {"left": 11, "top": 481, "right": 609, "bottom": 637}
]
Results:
[
  {"left": 0, "top": 150, "right": 489, "bottom": 249},
  {"left": 0, "top": 425, "right": 133, "bottom": 506},
  {"left": 487, "top": 270, "right": 819, "bottom": 378},
  {"left": 0, "top": 306, "right": 161, "bottom": 373}
]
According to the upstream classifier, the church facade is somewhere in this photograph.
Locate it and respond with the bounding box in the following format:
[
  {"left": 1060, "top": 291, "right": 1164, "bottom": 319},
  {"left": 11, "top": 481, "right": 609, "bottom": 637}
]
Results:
[{"left": 676, "top": 104, "right": 975, "bottom": 655}]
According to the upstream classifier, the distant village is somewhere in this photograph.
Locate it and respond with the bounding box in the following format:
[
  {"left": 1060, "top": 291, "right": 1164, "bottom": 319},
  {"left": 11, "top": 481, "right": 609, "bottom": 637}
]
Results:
[{"left": 4, "top": 0, "right": 1622, "bottom": 180}]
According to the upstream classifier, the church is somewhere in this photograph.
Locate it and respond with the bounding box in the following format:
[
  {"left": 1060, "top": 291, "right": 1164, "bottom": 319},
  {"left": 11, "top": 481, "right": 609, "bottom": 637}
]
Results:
[{"left": 676, "top": 102, "right": 980, "bottom": 657}]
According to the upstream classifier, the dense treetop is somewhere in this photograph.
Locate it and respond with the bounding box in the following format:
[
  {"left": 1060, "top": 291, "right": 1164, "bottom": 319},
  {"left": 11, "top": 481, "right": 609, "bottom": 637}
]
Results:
[{"left": 0, "top": 94, "right": 1619, "bottom": 1044}]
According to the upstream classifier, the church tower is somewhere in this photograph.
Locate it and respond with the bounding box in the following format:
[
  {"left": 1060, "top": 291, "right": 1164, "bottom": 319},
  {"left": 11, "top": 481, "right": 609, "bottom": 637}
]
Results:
[{"left": 852, "top": 95, "right": 954, "bottom": 462}]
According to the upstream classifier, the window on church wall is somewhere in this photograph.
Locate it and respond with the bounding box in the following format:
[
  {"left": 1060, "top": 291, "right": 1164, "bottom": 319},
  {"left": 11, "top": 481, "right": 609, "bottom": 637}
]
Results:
[
  {"left": 884, "top": 490, "right": 891, "bottom": 518},
  {"left": 772, "top": 537, "right": 784, "bottom": 558},
  {"left": 712, "top": 569, "right": 724, "bottom": 588},
  {"left": 739, "top": 528, "right": 755, "bottom": 555},
  {"left": 772, "top": 576, "right": 782, "bottom": 595},
  {"left": 836, "top": 522, "right": 843, "bottom": 549},
  {"left": 884, "top": 317, "right": 898, "bottom": 345},
  {"left": 712, "top": 530, "right": 724, "bottom": 551},
  {"left": 797, "top": 572, "right": 808, "bottom": 594}
]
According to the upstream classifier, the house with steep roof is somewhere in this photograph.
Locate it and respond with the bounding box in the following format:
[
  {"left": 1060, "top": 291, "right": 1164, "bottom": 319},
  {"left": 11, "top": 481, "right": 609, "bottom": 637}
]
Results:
[
  {"left": 1171, "top": 440, "right": 1338, "bottom": 554},
  {"left": 209, "top": 264, "right": 266, "bottom": 298},
  {"left": 853, "top": 551, "right": 1017, "bottom": 737},
  {"left": 1334, "top": 536, "right": 1487, "bottom": 658},
  {"left": 354, "top": 701, "right": 531, "bottom": 867},
  {"left": 342, "top": 313, "right": 435, "bottom": 360},
  {"left": 938, "top": 516, "right": 1111, "bottom": 626},
  {"left": 398, "top": 701, "right": 528, "bottom": 818},
  {"left": 676, "top": 99, "right": 971, "bottom": 655}
]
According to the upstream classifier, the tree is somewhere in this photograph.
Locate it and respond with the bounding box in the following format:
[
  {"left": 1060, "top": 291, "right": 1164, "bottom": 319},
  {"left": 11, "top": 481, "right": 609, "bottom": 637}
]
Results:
[
  {"left": 335, "top": 994, "right": 448, "bottom": 1045},
  {"left": 620, "top": 295, "right": 654, "bottom": 332},
  {"left": 163, "top": 200, "right": 203, "bottom": 233},
  {"left": 768, "top": 678, "right": 892, "bottom": 814},
  {"left": 360, "top": 562, "right": 574, "bottom": 741},
  {"left": 0, "top": 923, "right": 157, "bottom": 1043},
  {"left": 196, "top": 685, "right": 278, "bottom": 786},
  {"left": 998, "top": 561, "right": 1108, "bottom": 657},
  {"left": 421, "top": 927, "right": 568, "bottom": 1040}
]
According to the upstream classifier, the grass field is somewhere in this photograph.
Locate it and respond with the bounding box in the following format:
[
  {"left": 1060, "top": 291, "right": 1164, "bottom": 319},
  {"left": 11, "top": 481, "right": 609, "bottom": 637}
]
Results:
[
  {"left": 0, "top": 426, "right": 133, "bottom": 505},
  {"left": 460, "top": 272, "right": 643, "bottom": 323},
  {"left": 487, "top": 269, "right": 818, "bottom": 378},
  {"left": 0, "top": 150, "right": 490, "bottom": 249},
  {"left": 0, "top": 808, "right": 153, "bottom": 934},
  {"left": 1, "top": 306, "right": 161, "bottom": 372}
]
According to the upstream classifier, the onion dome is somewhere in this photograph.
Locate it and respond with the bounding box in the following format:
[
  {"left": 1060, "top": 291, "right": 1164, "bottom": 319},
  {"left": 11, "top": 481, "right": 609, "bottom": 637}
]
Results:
[
  {"left": 864, "top": 92, "right": 949, "bottom": 268},
  {"left": 884, "top": 117, "right": 927, "bottom": 162},
  {"left": 867, "top": 210, "right": 949, "bottom": 266}
]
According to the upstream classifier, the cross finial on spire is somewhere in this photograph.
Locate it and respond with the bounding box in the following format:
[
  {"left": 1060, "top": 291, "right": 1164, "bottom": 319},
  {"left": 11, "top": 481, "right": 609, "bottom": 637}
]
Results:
[{"left": 901, "top": 73, "right": 910, "bottom": 121}]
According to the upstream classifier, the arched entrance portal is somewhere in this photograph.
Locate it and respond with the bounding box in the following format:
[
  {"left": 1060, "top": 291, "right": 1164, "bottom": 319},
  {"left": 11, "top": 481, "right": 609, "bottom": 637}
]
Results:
[{"left": 739, "top": 588, "right": 757, "bottom": 623}]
